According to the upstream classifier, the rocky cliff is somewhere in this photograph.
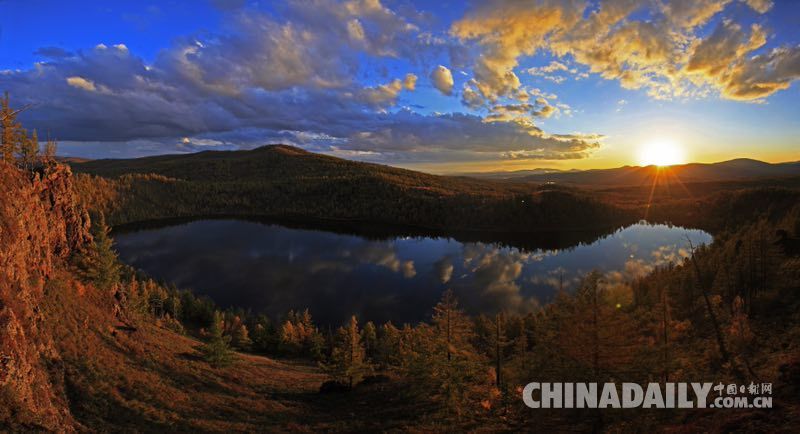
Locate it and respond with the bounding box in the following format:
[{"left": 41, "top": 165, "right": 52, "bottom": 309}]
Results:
[{"left": 0, "top": 162, "right": 92, "bottom": 431}]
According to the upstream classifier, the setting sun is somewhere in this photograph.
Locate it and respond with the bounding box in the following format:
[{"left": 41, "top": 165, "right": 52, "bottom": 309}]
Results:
[{"left": 638, "top": 140, "right": 686, "bottom": 167}]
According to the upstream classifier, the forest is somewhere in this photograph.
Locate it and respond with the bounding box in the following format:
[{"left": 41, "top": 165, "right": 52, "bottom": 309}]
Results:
[
  {"left": 2, "top": 95, "right": 799, "bottom": 431},
  {"left": 69, "top": 145, "right": 635, "bottom": 233},
  {"left": 59, "top": 170, "right": 800, "bottom": 431},
  {"left": 72, "top": 193, "right": 800, "bottom": 431}
]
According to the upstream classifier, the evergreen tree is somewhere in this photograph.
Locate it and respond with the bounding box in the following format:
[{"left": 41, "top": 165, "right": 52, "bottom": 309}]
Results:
[
  {"left": 200, "top": 311, "right": 235, "bottom": 368},
  {"left": 249, "top": 314, "right": 275, "bottom": 353},
  {"left": 43, "top": 135, "right": 57, "bottom": 163},
  {"left": 78, "top": 213, "right": 122, "bottom": 290},
  {"left": 361, "top": 321, "right": 377, "bottom": 361},
  {"left": 323, "top": 315, "right": 371, "bottom": 388},
  {"left": 232, "top": 323, "right": 253, "bottom": 351},
  {"left": 1, "top": 92, "right": 22, "bottom": 162},
  {"left": 401, "top": 290, "right": 488, "bottom": 420},
  {"left": 488, "top": 312, "right": 510, "bottom": 390},
  {"left": 375, "top": 321, "right": 400, "bottom": 367},
  {"left": 19, "top": 129, "right": 39, "bottom": 168}
]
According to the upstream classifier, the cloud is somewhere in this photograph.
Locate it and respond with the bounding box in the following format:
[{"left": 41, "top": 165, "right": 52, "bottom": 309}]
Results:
[
  {"left": 11, "top": 0, "right": 795, "bottom": 164},
  {"left": 454, "top": 0, "right": 798, "bottom": 103},
  {"left": 434, "top": 257, "right": 454, "bottom": 284},
  {"left": 65, "top": 76, "right": 97, "bottom": 92},
  {"left": 352, "top": 242, "right": 416, "bottom": 278},
  {"left": 687, "top": 21, "right": 767, "bottom": 78},
  {"left": 451, "top": 0, "right": 583, "bottom": 104},
  {"left": 454, "top": 244, "right": 540, "bottom": 313},
  {"left": 661, "top": 0, "right": 731, "bottom": 29},
  {"left": 461, "top": 80, "right": 484, "bottom": 108},
  {"left": 403, "top": 73, "right": 417, "bottom": 91},
  {"left": 718, "top": 46, "right": 800, "bottom": 100},
  {"left": 430, "top": 65, "right": 454, "bottom": 95},
  {"left": 683, "top": 20, "right": 800, "bottom": 100},
  {"left": 359, "top": 77, "right": 411, "bottom": 108},
  {"left": 342, "top": 110, "right": 599, "bottom": 157},
  {"left": 742, "top": 0, "right": 773, "bottom": 14},
  {"left": 526, "top": 60, "right": 579, "bottom": 83},
  {"left": 0, "top": 0, "right": 602, "bottom": 164},
  {"left": 33, "top": 46, "right": 74, "bottom": 59}
]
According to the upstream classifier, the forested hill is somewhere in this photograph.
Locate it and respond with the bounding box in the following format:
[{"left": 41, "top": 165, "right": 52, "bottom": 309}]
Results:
[
  {"left": 70, "top": 145, "right": 636, "bottom": 232},
  {"left": 475, "top": 158, "right": 800, "bottom": 187},
  {"left": 74, "top": 145, "right": 496, "bottom": 190}
]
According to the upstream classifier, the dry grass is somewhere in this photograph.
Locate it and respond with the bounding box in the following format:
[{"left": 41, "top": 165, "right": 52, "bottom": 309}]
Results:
[
  {"left": 43, "top": 273, "right": 327, "bottom": 432},
  {"left": 41, "top": 272, "right": 434, "bottom": 432}
]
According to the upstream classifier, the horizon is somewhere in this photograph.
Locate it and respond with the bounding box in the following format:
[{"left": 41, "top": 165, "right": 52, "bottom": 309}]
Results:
[
  {"left": 57, "top": 143, "right": 800, "bottom": 175},
  {"left": 1, "top": 0, "right": 799, "bottom": 172}
]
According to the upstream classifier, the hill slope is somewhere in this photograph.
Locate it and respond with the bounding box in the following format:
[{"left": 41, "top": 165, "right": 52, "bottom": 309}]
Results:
[
  {"left": 0, "top": 162, "right": 422, "bottom": 432},
  {"left": 71, "top": 145, "right": 635, "bottom": 232},
  {"left": 470, "top": 158, "right": 800, "bottom": 186}
]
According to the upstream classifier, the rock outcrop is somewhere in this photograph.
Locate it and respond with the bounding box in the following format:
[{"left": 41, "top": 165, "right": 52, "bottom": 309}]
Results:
[{"left": 1, "top": 162, "right": 92, "bottom": 431}]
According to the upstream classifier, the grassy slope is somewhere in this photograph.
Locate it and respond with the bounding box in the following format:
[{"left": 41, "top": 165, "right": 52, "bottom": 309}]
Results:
[{"left": 43, "top": 270, "right": 432, "bottom": 432}]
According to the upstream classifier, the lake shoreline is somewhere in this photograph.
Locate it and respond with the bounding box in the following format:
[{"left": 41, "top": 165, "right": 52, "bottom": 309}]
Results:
[{"left": 113, "top": 219, "right": 712, "bottom": 327}]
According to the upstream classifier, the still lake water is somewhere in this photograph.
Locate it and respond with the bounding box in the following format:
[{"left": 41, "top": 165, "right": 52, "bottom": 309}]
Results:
[{"left": 114, "top": 220, "right": 711, "bottom": 326}]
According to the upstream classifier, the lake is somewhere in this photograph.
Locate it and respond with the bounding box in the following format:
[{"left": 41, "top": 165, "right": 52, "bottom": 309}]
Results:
[{"left": 114, "top": 220, "right": 711, "bottom": 327}]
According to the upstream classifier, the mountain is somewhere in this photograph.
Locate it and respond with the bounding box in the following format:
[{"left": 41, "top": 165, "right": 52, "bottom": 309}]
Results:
[
  {"left": 470, "top": 158, "right": 800, "bottom": 187},
  {"left": 458, "top": 167, "right": 577, "bottom": 180},
  {"left": 70, "top": 145, "right": 634, "bottom": 232}
]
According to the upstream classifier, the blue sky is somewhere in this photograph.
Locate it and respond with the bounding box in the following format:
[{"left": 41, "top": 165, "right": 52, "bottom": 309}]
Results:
[{"left": 1, "top": 0, "right": 798, "bottom": 172}]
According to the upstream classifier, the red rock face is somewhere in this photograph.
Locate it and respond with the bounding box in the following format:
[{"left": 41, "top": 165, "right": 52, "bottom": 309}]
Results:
[{"left": 1, "top": 162, "right": 92, "bottom": 431}]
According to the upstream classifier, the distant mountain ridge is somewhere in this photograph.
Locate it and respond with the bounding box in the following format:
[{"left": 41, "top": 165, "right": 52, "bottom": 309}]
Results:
[{"left": 468, "top": 158, "right": 800, "bottom": 186}]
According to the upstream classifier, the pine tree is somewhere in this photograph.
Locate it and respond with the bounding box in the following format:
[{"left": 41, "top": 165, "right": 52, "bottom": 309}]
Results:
[
  {"left": 489, "top": 312, "right": 510, "bottom": 390},
  {"left": 43, "top": 135, "right": 57, "bottom": 163},
  {"left": 402, "top": 290, "right": 488, "bottom": 420},
  {"left": 249, "top": 315, "right": 275, "bottom": 353},
  {"left": 19, "top": 129, "right": 39, "bottom": 168},
  {"left": 0, "top": 92, "right": 22, "bottom": 163},
  {"left": 232, "top": 323, "right": 252, "bottom": 351},
  {"left": 361, "top": 321, "right": 377, "bottom": 361},
  {"left": 200, "top": 311, "right": 235, "bottom": 368},
  {"left": 323, "top": 316, "right": 371, "bottom": 388},
  {"left": 78, "top": 213, "right": 122, "bottom": 290},
  {"left": 375, "top": 321, "right": 400, "bottom": 367}
]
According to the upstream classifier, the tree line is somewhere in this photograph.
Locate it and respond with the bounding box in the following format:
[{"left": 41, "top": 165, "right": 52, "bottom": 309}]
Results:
[{"left": 1, "top": 93, "right": 57, "bottom": 168}]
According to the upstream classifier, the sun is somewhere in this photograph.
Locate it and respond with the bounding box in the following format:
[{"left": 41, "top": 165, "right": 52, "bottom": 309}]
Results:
[{"left": 638, "top": 140, "right": 686, "bottom": 167}]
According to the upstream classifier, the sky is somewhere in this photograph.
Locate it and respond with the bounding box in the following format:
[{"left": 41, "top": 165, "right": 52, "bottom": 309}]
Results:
[{"left": 0, "top": 0, "right": 798, "bottom": 173}]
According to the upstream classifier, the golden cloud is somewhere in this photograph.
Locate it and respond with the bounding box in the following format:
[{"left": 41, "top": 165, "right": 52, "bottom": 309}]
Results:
[
  {"left": 66, "top": 76, "right": 97, "bottom": 92},
  {"left": 430, "top": 65, "right": 454, "bottom": 95},
  {"left": 451, "top": 0, "right": 583, "bottom": 103},
  {"left": 453, "top": 0, "right": 797, "bottom": 104}
]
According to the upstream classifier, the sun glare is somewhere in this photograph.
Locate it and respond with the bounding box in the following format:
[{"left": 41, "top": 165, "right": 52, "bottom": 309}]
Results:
[{"left": 638, "top": 140, "right": 686, "bottom": 167}]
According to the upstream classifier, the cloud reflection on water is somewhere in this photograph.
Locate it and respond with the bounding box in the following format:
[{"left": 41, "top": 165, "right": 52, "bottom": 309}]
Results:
[{"left": 114, "top": 220, "right": 711, "bottom": 326}]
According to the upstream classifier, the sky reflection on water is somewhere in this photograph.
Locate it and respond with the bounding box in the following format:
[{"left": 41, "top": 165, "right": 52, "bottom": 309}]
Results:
[{"left": 114, "top": 220, "right": 711, "bottom": 326}]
